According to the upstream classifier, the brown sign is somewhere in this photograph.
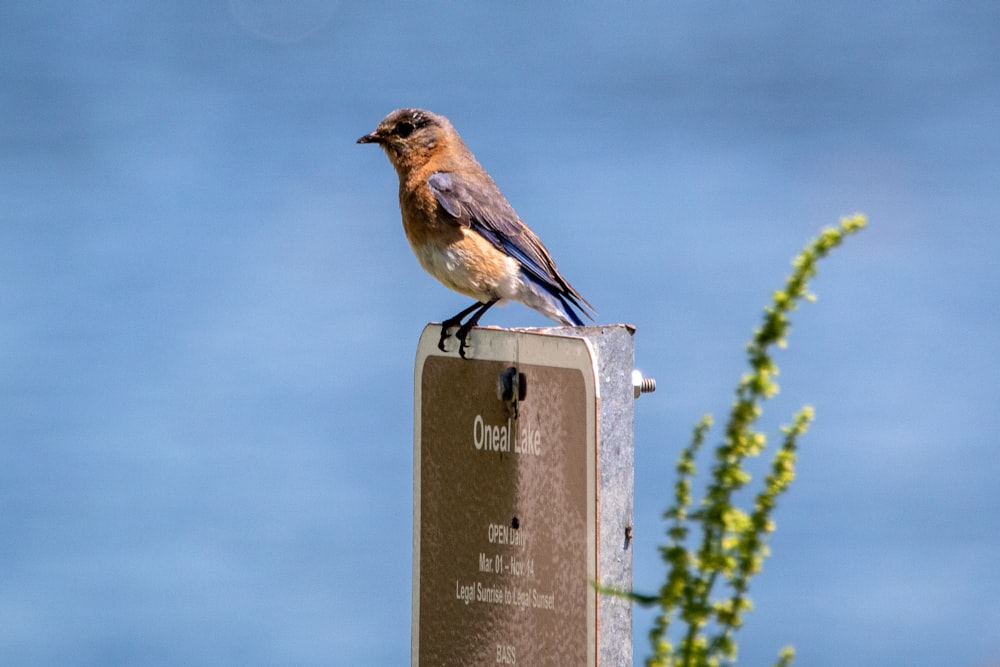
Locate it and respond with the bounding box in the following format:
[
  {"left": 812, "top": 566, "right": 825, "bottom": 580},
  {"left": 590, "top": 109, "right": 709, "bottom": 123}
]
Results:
[{"left": 413, "top": 328, "right": 597, "bottom": 666}]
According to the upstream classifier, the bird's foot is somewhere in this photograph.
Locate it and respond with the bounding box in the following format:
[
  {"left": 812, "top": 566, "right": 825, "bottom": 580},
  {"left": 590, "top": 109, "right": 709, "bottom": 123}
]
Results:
[
  {"left": 437, "top": 316, "right": 464, "bottom": 353},
  {"left": 455, "top": 321, "right": 476, "bottom": 359},
  {"left": 437, "top": 299, "right": 498, "bottom": 359},
  {"left": 438, "top": 300, "right": 492, "bottom": 356},
  {"left": 436, "top": 317, "right": 473, "bottom": 358},
  {"left": 437, "top": 327, "right": 451, "bottom": 352}
]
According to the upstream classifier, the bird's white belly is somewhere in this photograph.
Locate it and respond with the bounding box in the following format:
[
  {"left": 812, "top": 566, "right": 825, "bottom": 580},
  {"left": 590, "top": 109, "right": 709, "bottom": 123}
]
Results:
[{"left": 413, "top": 241, "right": 521, "bottom": 303}]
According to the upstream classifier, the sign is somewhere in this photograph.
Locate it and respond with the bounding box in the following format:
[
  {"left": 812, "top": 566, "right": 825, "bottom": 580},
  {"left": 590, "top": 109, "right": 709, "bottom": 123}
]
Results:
[{"left": 413, "top": 326, "right": 598, "bottom": 666}]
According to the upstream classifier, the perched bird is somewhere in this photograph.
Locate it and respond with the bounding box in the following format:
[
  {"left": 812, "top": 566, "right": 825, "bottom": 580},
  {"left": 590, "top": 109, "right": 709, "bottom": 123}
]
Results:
[{"left": 357, "top": 108, "right": 594, "bottom": 358}]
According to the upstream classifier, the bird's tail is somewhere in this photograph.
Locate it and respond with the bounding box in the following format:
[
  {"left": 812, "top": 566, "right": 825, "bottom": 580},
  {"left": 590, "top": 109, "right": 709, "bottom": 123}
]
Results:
[{"left": 520, "top": 273, "right": 593, "bottom": 326}]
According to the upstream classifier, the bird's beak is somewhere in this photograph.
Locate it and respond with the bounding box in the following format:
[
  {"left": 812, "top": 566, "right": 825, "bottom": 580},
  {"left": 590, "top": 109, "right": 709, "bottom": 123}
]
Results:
[{"left": 357, "top": 132, "right": 381, "bottom": 144}]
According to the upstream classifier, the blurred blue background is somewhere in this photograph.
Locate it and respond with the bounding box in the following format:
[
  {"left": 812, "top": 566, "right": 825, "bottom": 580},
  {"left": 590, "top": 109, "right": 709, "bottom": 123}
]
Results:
[{"left": 2, "top": 2, "right": 998, "bottom": 665}]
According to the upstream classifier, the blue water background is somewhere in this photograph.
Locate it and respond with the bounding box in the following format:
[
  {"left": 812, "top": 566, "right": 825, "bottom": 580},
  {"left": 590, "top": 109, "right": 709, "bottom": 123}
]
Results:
[{"left": 2, "top": 2, "right": 998, "bottom": 665}]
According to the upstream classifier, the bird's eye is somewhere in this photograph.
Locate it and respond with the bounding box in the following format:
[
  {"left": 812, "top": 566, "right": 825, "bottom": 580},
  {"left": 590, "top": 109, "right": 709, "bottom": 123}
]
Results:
[{"left": 395, "top": 121, "right": 415, "bottom": 138}]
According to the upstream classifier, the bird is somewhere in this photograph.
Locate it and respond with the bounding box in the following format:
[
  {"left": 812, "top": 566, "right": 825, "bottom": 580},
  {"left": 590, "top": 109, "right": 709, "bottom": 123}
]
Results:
[{"left": 357, "top": 108, "right": 594, "bottom": 358}]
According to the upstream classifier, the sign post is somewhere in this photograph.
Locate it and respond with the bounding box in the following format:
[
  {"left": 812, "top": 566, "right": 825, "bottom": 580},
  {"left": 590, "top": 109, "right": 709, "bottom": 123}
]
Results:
[{"left": 413, "top": 324, "right": 636, "bottom": 666}]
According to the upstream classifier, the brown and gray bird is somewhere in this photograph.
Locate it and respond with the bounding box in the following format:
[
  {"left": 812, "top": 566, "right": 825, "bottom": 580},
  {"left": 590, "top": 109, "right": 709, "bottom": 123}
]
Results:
[{"left": 357, "top": 108, "right": 593, "bottom": 357}]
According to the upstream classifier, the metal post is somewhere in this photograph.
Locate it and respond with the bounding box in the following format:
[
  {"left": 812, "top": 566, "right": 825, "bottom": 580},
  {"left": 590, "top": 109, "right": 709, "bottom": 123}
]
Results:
[{"left": 412, "top": 324, "right": 636, "bottom": 666}]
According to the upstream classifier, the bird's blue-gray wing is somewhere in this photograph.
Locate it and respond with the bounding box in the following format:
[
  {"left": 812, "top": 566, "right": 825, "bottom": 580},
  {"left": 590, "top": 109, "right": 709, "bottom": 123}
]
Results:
[{"left": 426, "top": 170, "right": 588, "bottom": 312}]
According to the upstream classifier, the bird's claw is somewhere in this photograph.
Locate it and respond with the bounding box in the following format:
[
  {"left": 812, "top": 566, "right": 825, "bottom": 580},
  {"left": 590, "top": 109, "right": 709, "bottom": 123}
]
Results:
[
  {"left": 438, "top": 318, "right": 462, "bottom": 353},
  {"left": 437, "top": 299, "right": 496, "bottom": 359},
  {"left": 456, "top": 325, "right": 473, "bottom": 359},
  {"left": 436, "top": 322, "right": 473, "bottom": 358}
]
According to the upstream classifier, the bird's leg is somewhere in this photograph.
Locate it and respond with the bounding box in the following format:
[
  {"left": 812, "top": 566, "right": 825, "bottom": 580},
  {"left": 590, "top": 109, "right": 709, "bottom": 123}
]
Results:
[
  {"left": 438, "top": 301, "right": 489, "bottom": 352},
  {"left": 455, "top": 298, "right": 499, "bottom": 359}
]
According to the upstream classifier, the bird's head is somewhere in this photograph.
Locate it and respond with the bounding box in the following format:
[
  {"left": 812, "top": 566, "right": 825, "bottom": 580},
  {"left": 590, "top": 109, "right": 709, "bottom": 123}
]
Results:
[{"left": 357, "top": 108, "right": 459, "bottom": 175}]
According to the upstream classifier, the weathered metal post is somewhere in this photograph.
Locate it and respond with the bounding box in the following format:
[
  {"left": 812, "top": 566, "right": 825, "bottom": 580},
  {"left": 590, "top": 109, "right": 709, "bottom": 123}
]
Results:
[{"left": 412, "top": 324, "right": 642, "bottom": 666}]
